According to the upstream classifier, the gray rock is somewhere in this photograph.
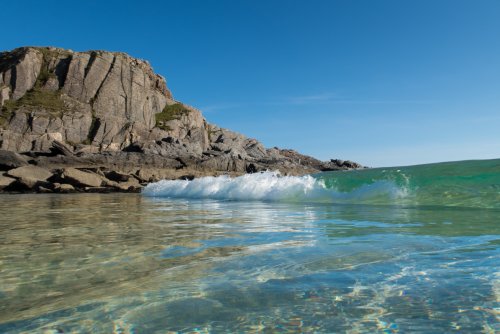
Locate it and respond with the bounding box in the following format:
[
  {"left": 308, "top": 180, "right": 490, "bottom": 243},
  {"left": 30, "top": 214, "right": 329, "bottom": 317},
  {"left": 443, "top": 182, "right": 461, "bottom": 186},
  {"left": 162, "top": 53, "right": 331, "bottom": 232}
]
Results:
[
  {"left": 54, "top": 183, "right": 76, "bottom": 193},
  {"left": 10, "top": 48, "right": 43, "bottom": 99},
  {"left": 244, "top": 140, "right": 267, "bottom": 159},
  {"left": 51, "top": 140, "right": 74, "bottom": 156},
  {"left": 15, "top": 176, "right": 41, "bottom": 189},
  {"left": 37, "top": 186, "right": 53, "bottom": 193},
  {"left": 0, "top": 150, "right": 29, "bottom": 170},
  {"left": 136, "top": 169, "right": 157, "bottom": 182},
  {"left": 0, "top": 174, "right": 16, "bottom": 189},
  {"left": 0, "top": 86, "right": 10, "bottom": 107},
  {"left": 203, "top": 150, "right": 223, "bottom": 157},
  {"left": 0, "top": 47, "right": 174, "bottom": 153},
  {"left": 199, "top": 155, "right": 246, "bottom": 172},
  {"left": 7, "top": 166, "right": 53, "bottom": 181},
  {"left": 8, "top": 176, "right": 53, "bottom": 191},
  {"left": 0, "top": 46, "right": 364, "bottom": 188},
  {"left": 116, "top": 178, "right": 142, "bottom": 192},
  {"left": 61, "top": 168, "right": 103, "bottom": 187}
]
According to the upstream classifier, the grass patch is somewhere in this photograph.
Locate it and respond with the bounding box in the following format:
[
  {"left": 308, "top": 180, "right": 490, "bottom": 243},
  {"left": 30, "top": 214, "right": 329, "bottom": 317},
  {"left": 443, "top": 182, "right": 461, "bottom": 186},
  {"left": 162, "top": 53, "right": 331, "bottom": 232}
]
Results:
[
  {"left": 34, "top": 47, "right": 66, "bottom": 89},
  {"left": 2, "top": 89, "right": 67, "bottom": 116},
  {"left": 34, "top": 47, "right": 71, "bottom": 60},
  {"left": 155, "top": 103, "right": 190, "bottom": 130},
  {"left": 0, "top": 47, "right": 74, "bottom": 127},
  {"left": 36, "top": 67, "right": 57, "bottom": 87},
  {"left": 0, "top": 108, "right": 13, "bottom": 128}
]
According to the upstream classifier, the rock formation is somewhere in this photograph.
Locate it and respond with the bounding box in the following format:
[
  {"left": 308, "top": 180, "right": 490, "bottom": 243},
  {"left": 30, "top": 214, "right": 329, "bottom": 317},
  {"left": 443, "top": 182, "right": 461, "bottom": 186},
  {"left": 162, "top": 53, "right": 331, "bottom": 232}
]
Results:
[{"left": 0, "top": 46, "right": 363, "bottom": 193}]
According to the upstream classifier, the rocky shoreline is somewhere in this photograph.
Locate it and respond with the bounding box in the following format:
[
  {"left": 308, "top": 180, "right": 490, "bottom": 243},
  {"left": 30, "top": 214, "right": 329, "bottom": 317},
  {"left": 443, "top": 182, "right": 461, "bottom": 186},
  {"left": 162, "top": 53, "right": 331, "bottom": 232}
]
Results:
[
  {"left": 0, "top": 46, "right": 363, "bottom": 193},
  {"left": 0, "top": 147, "right": 362, "bottom": 194}
]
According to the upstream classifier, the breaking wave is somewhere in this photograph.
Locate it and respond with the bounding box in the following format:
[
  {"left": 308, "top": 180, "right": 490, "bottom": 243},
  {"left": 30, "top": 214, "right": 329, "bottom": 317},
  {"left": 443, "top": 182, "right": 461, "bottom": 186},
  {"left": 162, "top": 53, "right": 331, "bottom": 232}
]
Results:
[
  {"left": 143, "top": 159, "right": 500, "bottom": 209},
  {"left": 143, "top": 171, "right": 408, "bottom": 206}
]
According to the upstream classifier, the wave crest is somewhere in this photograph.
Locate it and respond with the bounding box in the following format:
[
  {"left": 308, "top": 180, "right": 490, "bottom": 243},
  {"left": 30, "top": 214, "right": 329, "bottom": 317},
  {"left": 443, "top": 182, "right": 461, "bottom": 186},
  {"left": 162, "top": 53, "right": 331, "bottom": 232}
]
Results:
[{"left": 142, "top": 171, "right": 407, "bottom": 204}]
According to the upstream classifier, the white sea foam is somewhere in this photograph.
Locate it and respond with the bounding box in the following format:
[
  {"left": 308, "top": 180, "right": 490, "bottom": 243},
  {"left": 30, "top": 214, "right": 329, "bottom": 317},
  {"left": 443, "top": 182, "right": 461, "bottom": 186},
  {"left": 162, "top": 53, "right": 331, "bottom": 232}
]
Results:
[{"left": 142, "top": 171, "right": 408, "bottom": 204}]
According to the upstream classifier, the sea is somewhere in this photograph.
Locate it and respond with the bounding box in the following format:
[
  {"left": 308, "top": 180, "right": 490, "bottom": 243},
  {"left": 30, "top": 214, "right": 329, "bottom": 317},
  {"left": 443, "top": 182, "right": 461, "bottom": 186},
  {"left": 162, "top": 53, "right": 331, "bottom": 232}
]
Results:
[{"left": 0, "top": 159, "right": 499, "bottom": 333}]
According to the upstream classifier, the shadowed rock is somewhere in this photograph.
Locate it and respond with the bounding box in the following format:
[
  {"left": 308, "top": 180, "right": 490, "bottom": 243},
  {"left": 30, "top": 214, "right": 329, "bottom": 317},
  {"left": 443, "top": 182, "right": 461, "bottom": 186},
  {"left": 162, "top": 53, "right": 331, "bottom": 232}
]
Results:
[
  {"left": 0, "top": 174, "right": 16, "bottom": 189},
  {"left": 0, "top": 150, "right": 29, "bottom": 170}
]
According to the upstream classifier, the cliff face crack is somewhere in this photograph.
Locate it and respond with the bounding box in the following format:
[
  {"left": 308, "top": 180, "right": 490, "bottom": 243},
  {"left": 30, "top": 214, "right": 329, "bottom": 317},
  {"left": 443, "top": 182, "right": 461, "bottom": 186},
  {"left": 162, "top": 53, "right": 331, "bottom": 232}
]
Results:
[
  {"left": 87, "top": 117, "right": 100, "bottom": 145},
  {"left": 120, "top": 60, "right": 130, "bottom": 119},
  {"left": 10, "top": 66, "right": 17, "bottom": 96},
  {"left": 91, "top": 54, "right": 117, "bottom": 107},
  {"left": 55, "top": 55, "right": 72, "bottom": 88},
  {"left": 83, "top": 51, "right": 98, "bottom": 79}
]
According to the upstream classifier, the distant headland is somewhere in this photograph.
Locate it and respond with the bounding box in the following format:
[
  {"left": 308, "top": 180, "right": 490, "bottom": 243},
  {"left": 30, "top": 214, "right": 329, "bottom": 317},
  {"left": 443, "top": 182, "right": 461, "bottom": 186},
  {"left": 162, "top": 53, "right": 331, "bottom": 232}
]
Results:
[{"left": 0, "top": 46, "right": 362, "bottom": 193}]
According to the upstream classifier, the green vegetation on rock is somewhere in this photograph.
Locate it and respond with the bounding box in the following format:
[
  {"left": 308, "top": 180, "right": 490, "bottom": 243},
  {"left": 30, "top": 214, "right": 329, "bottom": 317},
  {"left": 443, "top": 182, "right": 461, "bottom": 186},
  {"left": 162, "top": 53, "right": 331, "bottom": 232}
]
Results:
[
  {"left": 155, "top": 103, "right": 190, "bottom": 130},
  {"left": 0, "top": 47, "right": 72, "bottom": 124},
  {"left": 0, "top": 108, "right": 12, "bottom": 128},
  {"left": 35, "top": 47, "right": 67, "bottom": 89},
  {"left": 2, "top": 89, "right": 67, "bottom": 116},
  {"left": 35, "top": 47, "right": 71, "bottom": 60}
]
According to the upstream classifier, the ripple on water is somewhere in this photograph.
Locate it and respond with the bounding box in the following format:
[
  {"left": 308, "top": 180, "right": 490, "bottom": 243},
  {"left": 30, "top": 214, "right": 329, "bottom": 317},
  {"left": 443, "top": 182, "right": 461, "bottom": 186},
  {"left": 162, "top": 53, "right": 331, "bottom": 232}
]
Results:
[{"left": 0, "top": 194, "right": 498, "bottom": 333}]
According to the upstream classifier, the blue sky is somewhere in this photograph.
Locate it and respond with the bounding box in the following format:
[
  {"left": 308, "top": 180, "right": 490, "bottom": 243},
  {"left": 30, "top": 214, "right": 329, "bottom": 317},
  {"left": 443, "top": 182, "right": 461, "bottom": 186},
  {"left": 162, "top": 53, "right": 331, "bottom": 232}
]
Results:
[{"left": 3, "top": 0, "right": 500, "bottom": 166}]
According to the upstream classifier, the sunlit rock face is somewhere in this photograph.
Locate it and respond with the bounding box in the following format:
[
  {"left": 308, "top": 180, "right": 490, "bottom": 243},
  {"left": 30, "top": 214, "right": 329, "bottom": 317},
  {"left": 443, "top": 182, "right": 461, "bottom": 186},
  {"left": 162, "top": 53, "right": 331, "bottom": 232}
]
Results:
[
  {"left": 0, "top": 47, "right": 177, "bottom": 152},
  {"left": 0, "top": 46, "right": 361, "bottom": 179}
]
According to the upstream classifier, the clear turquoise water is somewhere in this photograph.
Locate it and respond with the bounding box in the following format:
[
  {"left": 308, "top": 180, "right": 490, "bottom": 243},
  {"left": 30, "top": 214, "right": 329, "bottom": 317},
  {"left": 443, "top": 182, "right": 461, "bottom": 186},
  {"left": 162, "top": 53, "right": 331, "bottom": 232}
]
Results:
[{"left": 0, "top": 159, "right": 499, "bottom": 333}]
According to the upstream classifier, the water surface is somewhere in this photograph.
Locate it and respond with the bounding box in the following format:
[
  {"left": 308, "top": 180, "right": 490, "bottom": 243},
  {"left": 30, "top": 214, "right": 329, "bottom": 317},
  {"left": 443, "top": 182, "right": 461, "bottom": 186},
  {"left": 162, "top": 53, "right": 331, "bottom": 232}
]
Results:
[
  {"left": 0, "top": 191, "right": 498, "bottom": 333},
  {"left": 2, "top": 158, "right": 500, "bottom": 333}
]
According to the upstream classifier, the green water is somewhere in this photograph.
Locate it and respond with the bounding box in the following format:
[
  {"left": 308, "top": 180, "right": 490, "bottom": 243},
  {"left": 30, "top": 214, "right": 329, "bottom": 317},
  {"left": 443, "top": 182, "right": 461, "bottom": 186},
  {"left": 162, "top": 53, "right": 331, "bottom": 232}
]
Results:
[
  {"left": 0, "top": 159, "right": 499, "bottom": 333},
  {"left": 316, "top": 159, "right": 500, "bottom": 209}
]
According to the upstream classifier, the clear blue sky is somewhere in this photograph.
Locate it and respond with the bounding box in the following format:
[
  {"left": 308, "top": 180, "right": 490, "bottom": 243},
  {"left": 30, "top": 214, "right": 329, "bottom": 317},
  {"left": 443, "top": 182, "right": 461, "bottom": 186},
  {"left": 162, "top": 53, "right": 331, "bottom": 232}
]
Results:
[{"left": 3, "top": 0, "right": 500, "bottom": 167}]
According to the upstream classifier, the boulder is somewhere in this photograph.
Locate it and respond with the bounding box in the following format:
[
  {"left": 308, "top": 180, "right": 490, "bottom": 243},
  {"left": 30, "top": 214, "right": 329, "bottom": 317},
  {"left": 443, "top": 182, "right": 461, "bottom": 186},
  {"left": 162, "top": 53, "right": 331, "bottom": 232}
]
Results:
[
  {"left": 136, "top": 168, "right": 157, "bottom": 182},
  {"left": 322, "top": 159, "right": 364, "bottom": 171},
  {"left": 51, "top": 140, "right": 74, "bottom": 156},
  {"left": 15, "top": 177, "right": 42, "bottom": 190},
  {"left": 61, "top": 168, "right": 103, "bottom": 187},
  {"left": 116, "top": 178, "right": 142, "bottom": 191},
  {"left": 7, "top": 166, "right": 53, "bottom": 181},
  {"left": 0, "top": 150, "right": 29, "bottom": 170},
  {"left": 0, "top": 174, "right": 16, "bottom": 189},
  {"left": 6, "top": 177, "right": 53, "bottom": 192},
  {"left": 244, "top": 140, "right": 267, "bottom": 159},
  {"left": 37, "top": 186, "right": 53, "bottom": 193},
  {"left": 53, "top": 183, "right": 76, "bottom": 193}
]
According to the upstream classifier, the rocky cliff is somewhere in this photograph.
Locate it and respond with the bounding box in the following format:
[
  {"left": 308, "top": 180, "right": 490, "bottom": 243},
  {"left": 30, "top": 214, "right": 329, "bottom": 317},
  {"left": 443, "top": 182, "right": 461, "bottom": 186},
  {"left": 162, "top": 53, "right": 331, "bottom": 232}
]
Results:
[{"left": 0, "top": 46, "right": 362, "bottom": 192}]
